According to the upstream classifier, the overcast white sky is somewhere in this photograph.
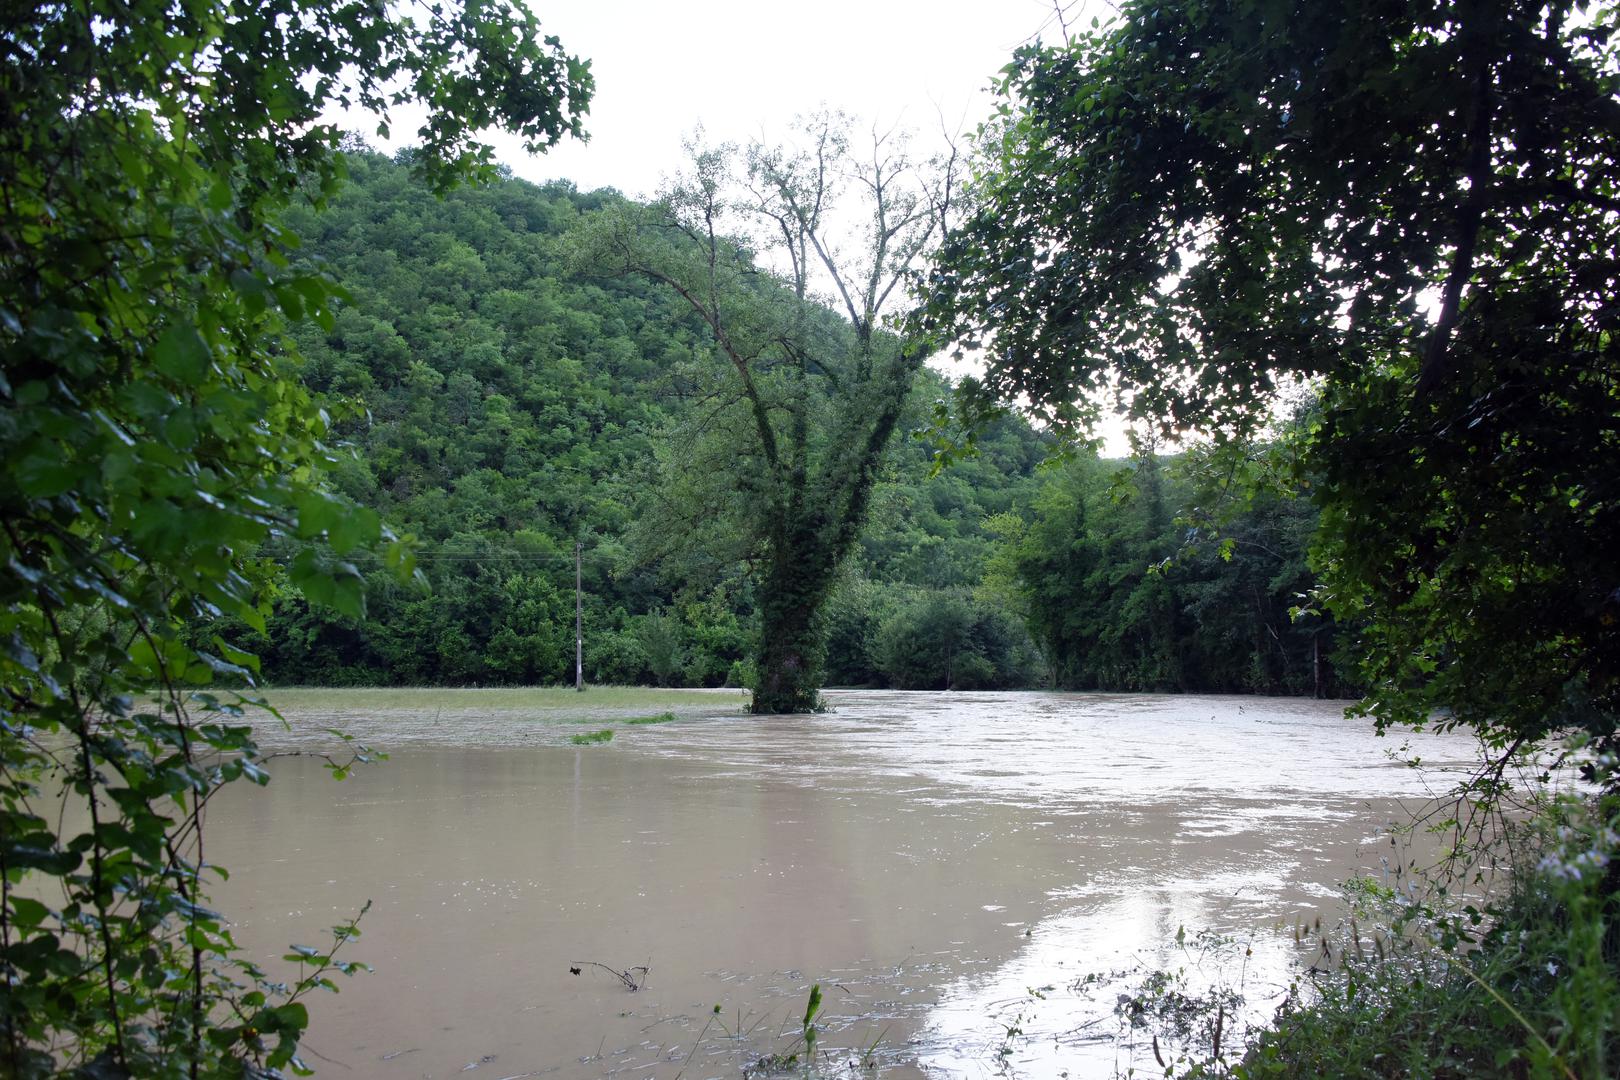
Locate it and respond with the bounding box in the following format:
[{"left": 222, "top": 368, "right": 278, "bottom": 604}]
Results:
[{"left": 392, "top": 0, "right": 1084, "bottom": 197}]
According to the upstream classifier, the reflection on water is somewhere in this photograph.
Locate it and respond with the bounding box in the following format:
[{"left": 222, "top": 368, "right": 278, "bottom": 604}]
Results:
[{"left": 212, "top": 691, "right": 1477, "bottom": 1078}]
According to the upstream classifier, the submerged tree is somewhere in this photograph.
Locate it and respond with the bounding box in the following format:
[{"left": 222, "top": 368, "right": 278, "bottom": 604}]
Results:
[
  {"left": 922, "top": 0, "right": 1619, "bottom": 758},
  {"left": 0, "top": 0, "right": 588, "bottom": 1073},
  {"left": 585, "top": 117, "right": 958, "bottom": 712}
]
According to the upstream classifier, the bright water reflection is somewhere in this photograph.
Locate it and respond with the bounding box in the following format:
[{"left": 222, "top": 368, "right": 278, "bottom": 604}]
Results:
[{"left": 212, "top": 690, "right": 1478, "bottom": 1078}]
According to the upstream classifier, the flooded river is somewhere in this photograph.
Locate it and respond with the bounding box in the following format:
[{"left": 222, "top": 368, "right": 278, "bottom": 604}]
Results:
[{"left": 211, "top": 690, "right": 1479, "bottom": 1078}]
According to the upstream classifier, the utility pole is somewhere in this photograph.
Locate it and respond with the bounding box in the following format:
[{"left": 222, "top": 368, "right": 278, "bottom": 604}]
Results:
[
  {"left": 1312, "top": 630, "right": 1323, "bottom": 700},
  {"left": 575, "top": 539, "right": 584, "bottom": 692}
]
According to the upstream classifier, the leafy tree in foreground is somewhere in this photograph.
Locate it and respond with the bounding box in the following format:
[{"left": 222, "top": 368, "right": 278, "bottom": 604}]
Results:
[
  {"left": 923, "top": 0, "right": 1618, "bottom": 759},
  {"left": 584, "top": 117, "right": 959, "bottom": 712},
  {"left": 0, "top": 1, "right": 588, "bottom": 1074}
]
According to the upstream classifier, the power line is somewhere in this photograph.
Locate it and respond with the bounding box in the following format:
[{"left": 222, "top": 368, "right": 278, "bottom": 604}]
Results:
[
  {"left": 260, "top": 548, "right": 625, "bottom": 567},
  {"left": 403, "top": 557, "right": 612, "bottom": 566}
]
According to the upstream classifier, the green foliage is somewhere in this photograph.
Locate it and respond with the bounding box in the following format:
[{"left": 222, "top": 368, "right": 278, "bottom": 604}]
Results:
[
  {"left": 924, "top": 0, "right": 1619, "bottom": 753},
  {"left": 210, "top": 152, "right": 701, "bottom": 688},
  {"left": 818, "top": 571, "right": 1040, "bottom": 691},
  {"left": 1238, "top": 785, "right": 1620, "bottom": 1079},
  {"left": 744, "top": 983, "right": 824, "bottom": 1076},
  {"left": 818, "top": 577, "right": 893, "bottom": 687},
  {"left": 577, "top": 118, "right": 960, "bottom": 712},
  {"left": 870, "top": 589, "right": 1033, "bottom": 691},
  {"left": 634, "top": 609, "right": 686, "bottom": 688},
  {"left": 569, "top": 729, "right": 614, "bottom": 745},
  {"left": 623, "top": 712, "right": 676, "bottom": 725},
  {"left": 0, "top": 0, "right": 588, "bottom": 1073},
  {"left": 985, "top": 443, "right": 1340, "bottom": 694}
]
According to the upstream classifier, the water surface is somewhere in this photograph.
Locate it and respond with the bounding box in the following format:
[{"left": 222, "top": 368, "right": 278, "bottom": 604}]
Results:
[{"left": 211, "top": 690, "right": 1478, "bottom": 1078}]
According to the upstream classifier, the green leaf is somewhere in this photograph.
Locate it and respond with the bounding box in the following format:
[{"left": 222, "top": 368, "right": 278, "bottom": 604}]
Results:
[
  {"left": 207, "top": 176, "right": 233, "bottom": 212},
  {"left": 8, "top": 896, "right": 49, "bottom": 929},
  {"left": 272, "top": 1002, "right": 309, "bottom": 1030},
  {"left": 7, "top": 845, "right": 80, "bottom": 875},
  {"left": 211, "top": 636, "right": 262, "bottom": 676},
  {"left": 328, "top": 504, "right": 379, "bottom": 555},
  {"left": 288, "top": 549, "right": 366, "bottom": 618},
  {"left": 13, "top": 449, "right": 80, "bottom": 499},
  {"left": 152, "top": 324, "right": 212, "bottom": 382},
  {"left": 294, "top": 492, "right": 343, "bottom": 540}
]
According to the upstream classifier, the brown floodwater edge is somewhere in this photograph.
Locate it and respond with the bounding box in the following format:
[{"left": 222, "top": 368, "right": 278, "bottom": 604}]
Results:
[{"left": 200, "top": 689, "right": 1483, "bottom": 1079}]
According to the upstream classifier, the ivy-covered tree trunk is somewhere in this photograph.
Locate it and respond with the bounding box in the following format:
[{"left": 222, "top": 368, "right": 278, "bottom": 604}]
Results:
[
  {"left": 753, "top": 553, "right": 829, "bottom": 712},
  {"left": 747, "top": 360, "right": 908, "bottom": 711}
]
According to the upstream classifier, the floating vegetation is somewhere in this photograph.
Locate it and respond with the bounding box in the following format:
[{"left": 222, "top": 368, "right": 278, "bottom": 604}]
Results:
[
  {"left": 569, "top": 729, "right": 614, "bottom": 745},
  {"left": 624, "top": 711, "right": 677, "bottom": 725}
]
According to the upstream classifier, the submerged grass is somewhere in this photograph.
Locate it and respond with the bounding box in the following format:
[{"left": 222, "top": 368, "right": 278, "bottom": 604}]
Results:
[
  {"left": 260, "top": 685, "right": 746, "bottom": 719},
  {"left": 624, "top": 711, "right": 678, "bottom": 725},
  {"left": 569, "top": 729, "right": 615, "bottom": 745},
  {"left": 568, "top": 710, "right": 677, "bottom": 726}
]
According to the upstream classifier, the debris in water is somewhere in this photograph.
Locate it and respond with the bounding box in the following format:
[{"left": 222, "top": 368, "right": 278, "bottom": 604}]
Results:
[{"left": 570, "top": 959, "right": 649, "bottom": 990}]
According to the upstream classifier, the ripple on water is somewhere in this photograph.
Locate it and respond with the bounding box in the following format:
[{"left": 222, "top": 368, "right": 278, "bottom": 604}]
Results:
[{"left": 210, "top": 689, "right": 1480, "bottom": 1078}]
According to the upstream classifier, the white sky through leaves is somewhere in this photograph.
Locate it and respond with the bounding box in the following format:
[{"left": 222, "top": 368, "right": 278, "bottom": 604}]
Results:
[{"left": 373, "top": 0, "right": 1072, "bottom": 196}]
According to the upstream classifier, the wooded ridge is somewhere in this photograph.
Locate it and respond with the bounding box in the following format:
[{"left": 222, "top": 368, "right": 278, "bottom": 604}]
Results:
[{"left": 230, "top": 150, "right": 1339, "bottom": 696}]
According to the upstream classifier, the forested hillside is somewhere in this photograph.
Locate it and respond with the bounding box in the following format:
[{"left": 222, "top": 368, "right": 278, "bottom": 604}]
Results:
[{"left": 237, "top": 151, "right": 1339, "bottom": 694}]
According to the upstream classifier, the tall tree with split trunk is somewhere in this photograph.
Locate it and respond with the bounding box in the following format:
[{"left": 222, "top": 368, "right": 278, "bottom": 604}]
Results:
[{"left": 585, "top": 116, "right": 958, "bottom": 712}]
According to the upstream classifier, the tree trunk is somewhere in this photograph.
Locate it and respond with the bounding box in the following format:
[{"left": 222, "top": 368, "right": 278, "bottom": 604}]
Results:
[
  {"left": 752, "top": 579, "right": 824, "bottom": 713},
  {"left": 750, "top": 522, "right": 840, "bottom": 712}
]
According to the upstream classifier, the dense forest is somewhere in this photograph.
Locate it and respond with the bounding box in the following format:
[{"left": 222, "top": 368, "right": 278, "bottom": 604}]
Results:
[{"left": 233, "top": 151, "right": 1341, "bottom": 696}]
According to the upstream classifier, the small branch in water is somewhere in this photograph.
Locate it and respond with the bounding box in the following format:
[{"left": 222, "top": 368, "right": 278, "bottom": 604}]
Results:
[
  {"left": 568, "top": 960, "right": 649, "bottom": 991},
  {"left": 298, "top": 1041, "right": 353, "bottom": 1070}
]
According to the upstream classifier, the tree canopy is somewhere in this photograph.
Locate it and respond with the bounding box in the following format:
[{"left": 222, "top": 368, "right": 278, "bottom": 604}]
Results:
[
  {"left": 0, "top": 0, "right": 588, "bottom": 1073},
  {"left": 924, "top": 0, "right": 1620, "bottom": 755},
  {"left": 578, "top": 118, "right": 960, "bottom": 711}
]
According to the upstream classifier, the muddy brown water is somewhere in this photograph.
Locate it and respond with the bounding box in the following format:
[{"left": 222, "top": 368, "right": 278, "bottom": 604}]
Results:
[{"left": 208, "top": 690, "right": 1480, "bottom": 1079}]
